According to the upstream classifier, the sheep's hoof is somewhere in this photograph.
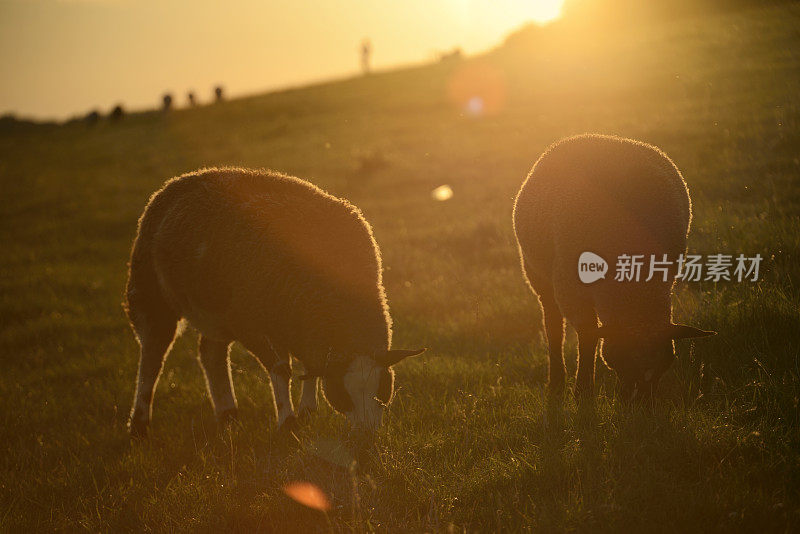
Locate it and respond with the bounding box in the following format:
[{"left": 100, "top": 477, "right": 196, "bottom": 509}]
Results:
[
  {"left": 278, "top": 415, "right": 299, "bottom": 435},
  {"left": 217, "top": 408, "right": 239, "bottom": 426},
  {"left": 276, "top": 415, "right": 301, "bottom": 446},
  {"left": 573, "top": 382, "right": 594, "bottom": 399},
  {"left": 617, "top": 382, "right": 636, "bottom": 404},
  {"left": 297, "top": 406, "right": 315, "bottom": 421},
  {"left": 128, "top": 417, "right": 149, "bottom": 439},
  {"left": 547, "top": 379, "right": 566, "bottom": 397}
]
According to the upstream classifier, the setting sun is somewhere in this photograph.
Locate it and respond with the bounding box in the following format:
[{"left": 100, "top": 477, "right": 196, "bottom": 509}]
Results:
[{"left": 509, "top": 0, "right": 565, "bottom": 25}]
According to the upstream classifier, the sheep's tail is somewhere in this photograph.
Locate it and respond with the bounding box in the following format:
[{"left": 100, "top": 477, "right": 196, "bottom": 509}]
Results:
[{"left": 124, "top": 173, "right": 202, "bottom": 335}]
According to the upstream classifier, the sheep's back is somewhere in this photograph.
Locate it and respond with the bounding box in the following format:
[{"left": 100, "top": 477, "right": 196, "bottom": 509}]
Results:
[
  {"left": 516, "top": 135, "right": 690, "bottom": 269},
  {"left": 143, "top": 168, "right": 387, "bottom": 349}
]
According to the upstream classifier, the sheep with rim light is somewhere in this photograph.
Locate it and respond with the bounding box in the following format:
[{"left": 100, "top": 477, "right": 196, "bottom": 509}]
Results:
[
  {"left": 513, "top": 134, "right": 715, "bottom": 400},
  {"left": 124, "top": 167, "right": 423, "bottom": 436}
]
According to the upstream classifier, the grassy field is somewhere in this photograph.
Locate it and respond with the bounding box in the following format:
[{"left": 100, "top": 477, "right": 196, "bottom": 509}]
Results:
[{"left": 2, "top": 3, "right": 800, "bottom": 531}]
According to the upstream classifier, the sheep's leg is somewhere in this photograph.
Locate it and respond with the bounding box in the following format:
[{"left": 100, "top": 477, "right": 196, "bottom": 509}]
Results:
[
  {"left": 532, "top": 281, "right": 566, "bottom": 394},
  {"left": 619, "top": 379, "right": 636, "bottom": 403},
  {"left": 129, "top": 321, "right": 177, "bottom": 436},
  {"left": 253, "top": 343, "right": 297, "bottom": 430},
  {"left": 252, "top": 347, "right": 298, "bottom": 430},
  {"left": 197, "top": 336, "right": 238, "bottom": 423},
  {"left": 253, "top": 345, "right": 297, "bottom": 430},
  {"left": 523, "top": 264, "right": 566, "bottom": 394},
  {"left": 269, "top": 359, "right": 297, "bottom": 431},
  {"left": 297, "top": 377, "right": 318, "bottom": 418},
  {"left": 575, "top": 329, "right": 599, "bottom": 398},
  {"left": 541, "top": 298, "right": 566, "bottom": 394}
]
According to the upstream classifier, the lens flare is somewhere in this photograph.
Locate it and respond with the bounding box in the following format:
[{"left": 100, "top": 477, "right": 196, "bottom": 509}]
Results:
[
  {"left": 283, "top": 481, "right": 332, "bottom": 511},
  {"left": 447, "top": 62, "right": 507, "bottom": 117},
  {"left": 432, "top": 185, "right": 454, "bottom": 201}
]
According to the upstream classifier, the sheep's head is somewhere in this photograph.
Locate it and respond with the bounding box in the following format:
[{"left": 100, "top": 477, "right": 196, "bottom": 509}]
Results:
[
  {"left": 596, "top": 323, "right": 715, "bottom": 400},
  {"left": 320, "top": 349, "right": 425, "bottom": 431}
]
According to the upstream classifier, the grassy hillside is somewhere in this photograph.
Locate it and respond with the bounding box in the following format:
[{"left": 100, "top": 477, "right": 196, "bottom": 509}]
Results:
[{"left": 1, "top": 3, "right": 799, "bottom": 531}]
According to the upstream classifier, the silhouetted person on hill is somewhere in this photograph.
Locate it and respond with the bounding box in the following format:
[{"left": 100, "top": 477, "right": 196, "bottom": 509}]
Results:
[
  {"left": 85, "top": 110, "right": 100, "bottom": 126},
  {"left": 187, "top": 92, "right": 197, "bottom": 107},
  {"left": 438, "top": 47, "right": 463, "bottom": 63},
  {"left": 110, "top": 105, "right": 125, "bottom": 121},
  {"left": 162, "top": 93, "right": 173, "bottom": 111},
  {"left": 361, "top": 39, "right": 372, "bottom": 75},
  {"left": 214, "top": 86, "right": 224, "bottom": 102}
]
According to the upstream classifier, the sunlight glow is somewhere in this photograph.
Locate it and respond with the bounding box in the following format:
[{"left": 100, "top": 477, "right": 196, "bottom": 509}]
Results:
[{"left": 501, "top": 0, "right": 564, "bottom": 25}]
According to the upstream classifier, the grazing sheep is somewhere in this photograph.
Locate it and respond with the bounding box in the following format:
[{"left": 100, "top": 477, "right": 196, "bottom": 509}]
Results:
[
  {"left": 124, "top": 168, "right": 423, "bottom": 436},
  {"left": 110, "top": 105, "right": 125, "bottom": 121},
  {"left": 513, "top": 134, "right": 715, "bottom": 400},
  {"left": 85, "top": 110, "right": 100, "bottom": 126}
]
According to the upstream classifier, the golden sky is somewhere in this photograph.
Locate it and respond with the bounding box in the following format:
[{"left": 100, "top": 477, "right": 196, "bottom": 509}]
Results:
[{"left": 0, "top": 0, "right": 563, "bottom": 119}]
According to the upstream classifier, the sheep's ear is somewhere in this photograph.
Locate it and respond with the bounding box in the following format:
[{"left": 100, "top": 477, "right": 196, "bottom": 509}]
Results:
[
  {"left": 668, "top": 323, "right": 717, "bottom": 339},
  {"left": 376, "top": 348, "right": 426, "bottom": 367}
]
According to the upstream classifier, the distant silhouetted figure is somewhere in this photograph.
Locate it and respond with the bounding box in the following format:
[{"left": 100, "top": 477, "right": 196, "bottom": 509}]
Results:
[
  {"left": 162, "top": 93, "right": 173, "bottom": 111},
  {"left": 85, "top": 110, "right": 100, "bottom": 126},
  {"left": 214, "top": 85, "right": 225, "bottom": 102},
  {"left": 361, "top": 39, "right": 372, "bottom": 75},
  {"left": 438, "top": 47, "right": 463, "bottom": 63},
  {"left": 110, "top": 105, "right": 125, "bottom": 121},
  {"left": 187, "top": 92, "right": 197, "bottom": 107}
]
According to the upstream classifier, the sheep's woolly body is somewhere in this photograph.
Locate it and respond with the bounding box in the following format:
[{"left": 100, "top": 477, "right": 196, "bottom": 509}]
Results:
[
  {"left": 125, "top": 167, "right": 392, "bottom": 374},
  {"left": 513, "top": 134, "right": 691, "bottom": 331}
]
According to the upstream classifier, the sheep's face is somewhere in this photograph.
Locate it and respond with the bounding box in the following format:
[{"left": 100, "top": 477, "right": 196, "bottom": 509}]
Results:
[
  {"left": 345, "top": 356, "right": 393, "bottom": 430},
  {"left": 602, "top": 334, "right": 675, "bottom": 399},
  {"left": 598, "top": 323, "right": 715, "bottom": 400},
  {"left": 322, "top": 349, "right": 424, "bottom": 431}
]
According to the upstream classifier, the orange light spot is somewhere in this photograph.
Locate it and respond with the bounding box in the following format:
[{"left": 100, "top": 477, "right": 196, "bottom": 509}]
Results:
[
  {"left": 283, "top": 481, "right": 332, "bottom": 512},
  {"left": 447, "top": 62, "right": 507, "bottom": 117}
]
